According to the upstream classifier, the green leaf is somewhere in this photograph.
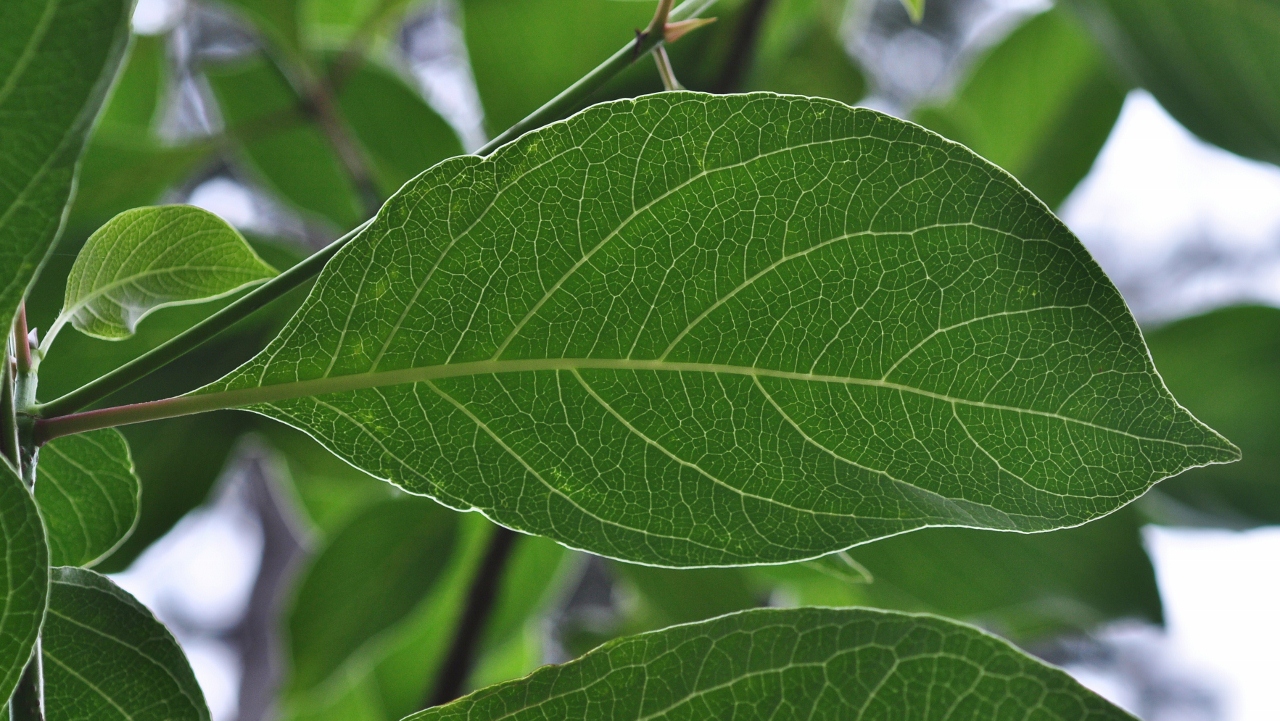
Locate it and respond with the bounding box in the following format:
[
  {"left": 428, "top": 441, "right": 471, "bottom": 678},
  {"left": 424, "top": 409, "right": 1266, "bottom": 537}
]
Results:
[
  {"left": 914, "top": 7, "right": 1126, "bottom": 209},
  {"left": 41, "top": 567, "right": 209, "bottom": 721},
  {"left": 201, "top": 92, "right": 1235, "bottom": 566},
  {"left": 222, "top": 0, "right": 304, "bottom": 59},
  {"left": 35, "top": 429, "right": 140, "bottom": 568},
  {"left": 199, "top": 92, "right": 1235, "bottom": 567},
  {"left": 407, "top": 607, "right": 1132, "bottom": 721},
  {"left": 1073, "top": 0, "right": 1280, "bottom": 166},
  {"left": 460, "top": 0, "right": 655, "bottom": 136},
  {"left": 288, "top": 496, "right": 458, "bottom": 691},
  {"left": 900, "top": 0, "right": 925, "bottom": 23},
  {"left": 52, "top": 205, "right": 276, "bottom": 342},
  {"left": 0, "top": 0, "right": 132, "bottom": 332},
  {"left": 1145, "top": 305, "right": 1280, "bottom": 525},
  {"left": 745, "top": 3, "right": 867, "bottom": 106},
  {"left": 0, "top": 459, "right": 48, "bottom": 707}
]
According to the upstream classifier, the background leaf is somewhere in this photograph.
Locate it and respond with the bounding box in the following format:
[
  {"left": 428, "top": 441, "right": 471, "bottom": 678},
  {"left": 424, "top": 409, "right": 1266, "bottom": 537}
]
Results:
[
  {"left": 204, "top": 92, "right": 1235, "bottom": 568},
  {"left": 0, "top": 460, "right": 47, "bottom": 707},
  {"left": 0, "top": 0, "right": 132, "bottom": 331},
  {"left": 55, "top": 205, "right": 276, "bottom": 341},
  {"left": 1072, "top": 0, "right": 1280, "bottom": 167},
  {"left": 745, "top": 0, "right": 867, "bottom": 104},
  {"left": 407, "top": 607, "right": 1132, "bottom": 721},
  {"left": 35, "top": 429, "right": 140, "bottom": 568},
  {"left": 41, "top": 566, "right": 209, "bottom": 721},
  {"left": 914, "top": 6, "right": 1127, "bottom": 209}
]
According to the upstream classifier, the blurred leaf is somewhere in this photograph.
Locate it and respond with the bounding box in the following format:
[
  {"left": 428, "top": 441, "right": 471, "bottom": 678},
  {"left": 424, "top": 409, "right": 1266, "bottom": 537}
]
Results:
[
  {"left": 745, "top": 0, "right": 866, "bottom": 105},
  {"left": 303, "top": 0, "right": 414, "bottom": 50},
  {"left": 42, "top": 567, "right": 209, "bottom": 721},
  {"left": 94, "top": 34, "right": 166, "bottom": 138},
  {"left": 0, "top": 0, "right": 132, "bottom": 331},
  {"left": 53, "top": 205, "right": 276, "bottom": 342},
  {"left": 1073, "top": 0, "right": 1280, "bottom": 166},
  {"left": 801, "top": 550, "right": 872, "bottom": 584},
  {"left": 900, "top": 0, "right": 924, "bottom": 23},
  {"left": 1145, "top": 305, "right": 1280, "bottom": 525},
  {"left": 460, "top": 0, "right": 655, "bottom": 136},
  {"left": 914, "top": 7, "right": 1126, "bottom": 209},
  {"left": 406, "top": 607, "right": 1132, "bottom": 721},
  {"left": 615, "top": 564, "right": 758, "bottom": 629},
  {"left": 288, "top": 496, "right": 459, "bottom": 692},
  {"left": 0, "top": 460, "right": 48, "bottom": 707},
  {"left": 36, "top": 429, "right": 140, "bottom": 568},
  {"left": 207, "top": 55, "right": 365, "bottom": 228},
  {"left": 222, "top": 0, "right": 304, "bottom": 58},
  {"left": 333, "top": 58, "right": 464, "bottom": 195},
  {"left": 202, "top": 92, "right": 1236, "bottom": 568}
]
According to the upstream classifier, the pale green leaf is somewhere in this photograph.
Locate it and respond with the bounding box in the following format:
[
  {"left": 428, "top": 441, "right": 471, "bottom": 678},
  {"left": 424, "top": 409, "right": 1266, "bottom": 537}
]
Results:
[
  {"left": 914, "top": 7, "right": 1126, "bottom": 209},
  {"left": 35, "top": 429, "right": 139, "bottom": 568},
  {"left": 0, "top": 459, "right": 48, "bottom": 707},
  {"left": 42, "top": 567, "right": 209, "bottom": 721},
  {"left": 406, "top": 607, "right": 1133, "bottom": 721},
  {"left": 54, "top": 205, "right": 276, "bottom": 341},
  {"left": 901, "top": 0, "right": 925, "bottom": 23},
  {"left": 201, "top": 92, "right": 1236, "bottom": 567},
  {"left": 1073, "top": 0, "right": 1280, "bottom": 166},
  {"left": 0, "top": 0, "right": 132, "bottom": 332}
]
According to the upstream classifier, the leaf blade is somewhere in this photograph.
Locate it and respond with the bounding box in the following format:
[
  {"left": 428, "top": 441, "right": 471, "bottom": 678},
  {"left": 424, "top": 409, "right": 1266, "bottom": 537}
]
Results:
[
  {"left": 203, "top": 92, "right": 1236, "bottom": 567},
  {"left": 0, "top": 459, "right": 48, "bottom": 707},
  {"left": 406, "top": 607, "right": 1132, "bottom": 721},
  {"left": 35, "top": 429, "right": 140, "bottom": 568}
]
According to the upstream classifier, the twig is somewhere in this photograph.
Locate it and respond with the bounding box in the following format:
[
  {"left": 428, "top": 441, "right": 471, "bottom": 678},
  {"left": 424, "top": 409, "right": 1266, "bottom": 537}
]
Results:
[
  {"left": 654, "top": 46, "right": 683, "bottom": 90},
  {"left": 425, "top": 526, "right": 520, "bottom": 708}
]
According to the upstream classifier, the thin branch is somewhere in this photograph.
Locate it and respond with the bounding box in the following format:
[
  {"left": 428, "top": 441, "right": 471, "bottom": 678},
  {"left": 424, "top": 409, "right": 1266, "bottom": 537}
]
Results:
[
  {"left": 654, "top": 46, "right": 683, "bottom": 90},
  {"left": 712, "top": 0, "right": 774, "bottom": 94},
  {"left": 425, "top": 526, "right": 520, "bottom": 708}
]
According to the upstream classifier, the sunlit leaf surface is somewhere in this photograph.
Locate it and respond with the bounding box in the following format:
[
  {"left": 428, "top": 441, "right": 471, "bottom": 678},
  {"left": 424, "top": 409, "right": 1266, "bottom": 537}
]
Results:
[{"left": 36, "top": 429, "right": 139, "bottom": 568}]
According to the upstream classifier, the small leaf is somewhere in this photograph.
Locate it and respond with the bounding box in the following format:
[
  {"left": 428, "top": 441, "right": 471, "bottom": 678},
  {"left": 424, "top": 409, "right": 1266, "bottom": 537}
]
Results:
[
  {"left": 35, "top": 429, "right": 140, "bottom": 568},
  {"left": 914, "top": 7, "right": 1126, "bottom": 209},
  {"left": 288, "top": 496, "right": 458, "bottom": 691},
  {"left": 56, "top": 205, "right": 276, "bottom": 341},
  {"left": 42, "top": 567, "right": 209, "bottom": 721},
  {"left": 1073, "top": 0, "right": 1280, "bottom": 166},
  {"left": 0, "top": 460, "right": 48, "bottom": 707},
  {"left": 201, "top": 92, "right": 1237, "bottom": 568},
  {"left": 406, "top": 607, "right": 1133, "bottom": 721},
  {"left": 0, "top": 0, "right": 132, "bottom": 332},
  {"left": 900, "top": 0, "right": 925, "bottom": 23}
]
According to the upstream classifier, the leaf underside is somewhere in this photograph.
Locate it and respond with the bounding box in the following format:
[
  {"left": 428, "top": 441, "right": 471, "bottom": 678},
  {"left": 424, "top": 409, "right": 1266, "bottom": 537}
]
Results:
[
  {"left": 406, "top": 607, "right": 1133, "bottom": 721},
  {"left": 0, "top": 461, "right": 48, "bottom": 706},
  {"left": 36, "top": 429, "right": 140, "bottom": 568},
  {"left": 203, "top": 92, "right": 1236, "bottom": 567},
  {"left": 42, "top": 567, "right": 209, "bottom": 721}
]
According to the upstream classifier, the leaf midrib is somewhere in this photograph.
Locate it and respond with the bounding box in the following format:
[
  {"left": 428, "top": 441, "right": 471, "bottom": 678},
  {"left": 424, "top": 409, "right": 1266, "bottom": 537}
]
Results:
[{"left": 198, "top": 357, "right": 1209, "bottom": 448}]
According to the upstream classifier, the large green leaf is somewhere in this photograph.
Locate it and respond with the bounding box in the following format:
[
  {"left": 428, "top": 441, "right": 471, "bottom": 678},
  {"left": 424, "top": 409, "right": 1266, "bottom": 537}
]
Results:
[
  {"left": 35, "top": 429, "right": 139, "bottom": 568},
  {"left": 407, "top": 607, "right": 1131, "bottom": 721},
  {"left": 288, "top": 495, "right": 458, "bottom": 692},
  {"left": 1073, "top": 0, "right": 1280, "bottom": 166},
  {"left": 51, "top": 205, "right": 276, "bottom": 341},
  {"left": 0, "top": 459, "right": 47, "bottom": 707},
  {"left": 0, "top": 0, "right": 132, "bottom": 331},
  {"left": 915, "top": 7, "right": 1126, "bottom": 209},
  {"left": 199, "top": 92, "right": 1235, "bottom": 567},
  {"left": 41, "top": 567, "right": 208, "bottom": 721},
  {"left": 1145, "top": 305, "right": 1280, "bottom": 525}
]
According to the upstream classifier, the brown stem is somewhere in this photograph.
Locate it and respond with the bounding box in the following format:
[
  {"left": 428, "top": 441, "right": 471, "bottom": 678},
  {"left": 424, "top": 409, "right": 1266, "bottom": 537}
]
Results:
[
  {"left": 13, "top": 304, "right": 31, "bottom": 375},
  {"left": 424, "top": 526, "right": 520, "bottom": 708},
  {"left": 300, "top": 77, "right": 383, "bottom": 218},
  {"left": 712, "top": 0, "right": 775, "bottom": 93}
]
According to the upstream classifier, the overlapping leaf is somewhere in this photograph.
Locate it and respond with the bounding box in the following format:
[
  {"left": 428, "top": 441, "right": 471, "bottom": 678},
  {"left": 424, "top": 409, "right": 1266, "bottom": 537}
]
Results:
[
  {"left": 200, "top": 92, "right": 1235, "bottom": 567},
  {"left": 1072, "top": 0, "right": 1280, "bottom": 166},
  {"left": 407, "top": 607, "right": 1132, "bottom": 721},
  {"left": 0, "top": 459, "right": 48, "bottom": 707},
  {"left": 35, "top": 429, "right": 139, "bottom": 568},
  {"left": 0, "top": 0, "right": 132, "bottom": 331},
  {"left": 53, "top": 205, "right": 276, "bottom": 341},
  {"left": 41, "top": 567, "right": 209, "bottom": 721}
]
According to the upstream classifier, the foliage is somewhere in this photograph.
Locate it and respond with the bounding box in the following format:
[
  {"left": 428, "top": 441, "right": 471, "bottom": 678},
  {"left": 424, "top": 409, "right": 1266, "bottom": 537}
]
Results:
[{"left": 0, "top": 0, "right": 1271, "bottom": 718}]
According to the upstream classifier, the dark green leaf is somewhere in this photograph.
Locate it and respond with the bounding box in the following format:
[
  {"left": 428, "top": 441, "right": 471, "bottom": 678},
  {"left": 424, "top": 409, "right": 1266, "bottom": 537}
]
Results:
[
  {"left": 616, "top": 564, "right": 758, "bottom": 629},
  {"left": 1145, "top": 305, "right": 1280, "bottom": 525},
  {"left": 42, "top": 567, "right": 209, "bottom": 721},
  {"left": 745, "top": 0, "right": 867, "bottom": 106},
  {"left": 52, "top": 205, "right": 276, "bottom": 341},
  {"left": 914, "top": 7, "right": 1126, "bottom": 209},
  {"left": 1073, "top": 0, "right": 1280, "bottom": 166},
  {"left": 0, "top": 0, "right": 132, "bottom": 331},
  {"left": 222, "top": 0, "right": 304, "bottom": 58},
  {"left": 202, "top": 92, "right": 1235, "bottom": 567},
  {"left": 407, "top": 607, "right": 1133, "bottom": 721},
  {"left": 288, "top": 496, "right": 458, "bottom": 691},
  {"left": 0, "top": 459, "right": 48, "bottom": 707},
  {"left": 460, "top": 0, "right": 654, "bottom": 136},
  {"left": 35, "top": 429, "right": 139, "bottom": 568}
]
